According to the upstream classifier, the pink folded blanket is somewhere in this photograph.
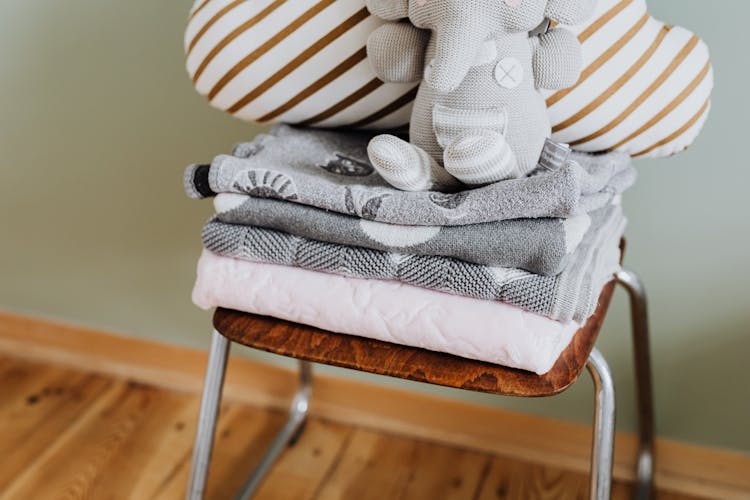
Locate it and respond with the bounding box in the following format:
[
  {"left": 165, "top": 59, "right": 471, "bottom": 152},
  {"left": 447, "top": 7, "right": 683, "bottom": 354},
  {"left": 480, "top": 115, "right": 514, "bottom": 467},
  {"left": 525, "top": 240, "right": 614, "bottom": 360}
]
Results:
[{"left": 193, "top": 250, "right": 583, "bottom": 375}]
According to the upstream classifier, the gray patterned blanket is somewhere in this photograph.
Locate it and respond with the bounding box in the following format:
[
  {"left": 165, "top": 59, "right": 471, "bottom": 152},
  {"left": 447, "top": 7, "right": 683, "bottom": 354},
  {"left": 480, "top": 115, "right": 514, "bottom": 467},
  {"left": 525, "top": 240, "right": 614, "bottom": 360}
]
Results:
[
  {"left": 186, "top": 125, "right": 635, "bottom": 226},
  {"left": 213, "top": 193, "right": 591, "bottom": 276},
  {"left": 201, "top": 204, "right": 626, "bottom": 322}
]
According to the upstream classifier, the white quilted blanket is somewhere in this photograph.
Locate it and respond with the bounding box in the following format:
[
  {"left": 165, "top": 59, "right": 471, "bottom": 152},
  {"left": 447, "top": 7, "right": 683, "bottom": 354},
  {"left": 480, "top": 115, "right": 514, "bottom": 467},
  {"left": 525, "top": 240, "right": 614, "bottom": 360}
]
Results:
[{"left": 192, "top": 250, "right": 582, "bottom": 374}]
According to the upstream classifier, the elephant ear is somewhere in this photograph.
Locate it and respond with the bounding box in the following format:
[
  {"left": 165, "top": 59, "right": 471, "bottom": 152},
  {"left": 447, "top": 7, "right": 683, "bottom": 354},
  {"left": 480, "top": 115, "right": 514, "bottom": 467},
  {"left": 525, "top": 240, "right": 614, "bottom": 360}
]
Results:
[
  {"left": 367, "top": 23, "right": 429, "bottom": 83},
  {"left": 544, "top": 0, "right": 597, "bottom": 25}
]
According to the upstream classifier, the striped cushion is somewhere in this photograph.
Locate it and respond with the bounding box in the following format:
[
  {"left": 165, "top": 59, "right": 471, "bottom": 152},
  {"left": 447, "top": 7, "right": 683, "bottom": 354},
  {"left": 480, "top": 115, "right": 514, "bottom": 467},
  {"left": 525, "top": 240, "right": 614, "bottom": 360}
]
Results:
[
  {"left": 544, "top": 0, "right": 713, "bottom": 158},
  {"left": 185, "top": 0, "right": 713, "bottom": 158},
  {"left": 184, "top": 0, "right": 416, "bottom": 130}
]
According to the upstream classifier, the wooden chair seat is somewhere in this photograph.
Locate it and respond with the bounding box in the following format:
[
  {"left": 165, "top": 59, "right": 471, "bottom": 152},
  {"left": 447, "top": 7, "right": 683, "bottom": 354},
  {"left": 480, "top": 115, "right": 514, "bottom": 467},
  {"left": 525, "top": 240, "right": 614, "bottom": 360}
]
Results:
[{"left": 213, "top": 279, "right": 615, "bottom": 398}]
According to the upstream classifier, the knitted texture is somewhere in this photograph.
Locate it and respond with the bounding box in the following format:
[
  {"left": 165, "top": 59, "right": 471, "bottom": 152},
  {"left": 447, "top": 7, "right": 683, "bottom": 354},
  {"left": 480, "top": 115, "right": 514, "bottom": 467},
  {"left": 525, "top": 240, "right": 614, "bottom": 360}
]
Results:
[
  {"left": 214, "top": 193, "right": 591, "bottom": 275},
  {"left": 201, "top": 204, "right": 626, "bottom": 323},
  {"left": 367, "top": 22, "right": 430, "bottom": 84},
  {"left": 367, "top": 134, "right": 460, "bottom": 191},
  {"left": 442, "top": 129, "right": 519, "bottom": 184},
  {"left": 365, "top": 0, "right": 594, "bottom": 189},
  {"left": 184, "top": 125, "right": 636, "bottom": 226}
]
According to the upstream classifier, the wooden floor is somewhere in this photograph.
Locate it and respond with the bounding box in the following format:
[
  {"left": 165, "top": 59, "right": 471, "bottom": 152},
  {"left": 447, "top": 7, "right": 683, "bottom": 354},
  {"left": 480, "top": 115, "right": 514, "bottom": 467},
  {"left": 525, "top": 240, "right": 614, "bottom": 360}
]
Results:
[{"left": 0, "top": 355, "right": 705, "bottom": 500}]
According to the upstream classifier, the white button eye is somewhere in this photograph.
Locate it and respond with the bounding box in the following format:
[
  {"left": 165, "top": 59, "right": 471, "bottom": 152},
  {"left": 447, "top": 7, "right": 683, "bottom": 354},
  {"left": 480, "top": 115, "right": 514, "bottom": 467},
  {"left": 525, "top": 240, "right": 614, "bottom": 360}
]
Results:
[{"left": 494, "top": 57, "right": 523, "bottom": 89}]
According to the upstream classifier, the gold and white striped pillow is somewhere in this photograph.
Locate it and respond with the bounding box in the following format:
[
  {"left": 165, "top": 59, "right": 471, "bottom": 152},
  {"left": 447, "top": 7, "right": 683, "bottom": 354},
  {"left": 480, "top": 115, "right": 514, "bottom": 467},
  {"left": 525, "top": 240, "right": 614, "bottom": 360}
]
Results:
[
  {"left": 184, "top": 0, "right": 417, "bottom": 130},
  {"left": 546, "top": 0, "right": 713, "bottom": 158},
  {"left": 185, "top": 0, "right": 713, "bottom": 158}
]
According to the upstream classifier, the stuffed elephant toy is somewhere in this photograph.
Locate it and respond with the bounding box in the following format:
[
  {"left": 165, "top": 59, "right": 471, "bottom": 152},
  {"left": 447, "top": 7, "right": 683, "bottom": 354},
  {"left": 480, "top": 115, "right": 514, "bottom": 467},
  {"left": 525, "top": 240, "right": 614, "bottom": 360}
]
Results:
[{"left": 364, "top": 0, "right": 597, "bottom": 191}]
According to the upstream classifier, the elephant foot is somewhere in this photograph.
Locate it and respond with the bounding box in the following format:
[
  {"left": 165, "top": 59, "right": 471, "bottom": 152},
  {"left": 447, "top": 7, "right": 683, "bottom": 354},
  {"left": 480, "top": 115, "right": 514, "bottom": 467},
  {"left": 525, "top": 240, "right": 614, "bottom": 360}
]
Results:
[
  {"left": 443, "top": 130, "right": 520, "bottom": 185},
  {"left": 367, "top": 135, "right": 459, "bottom": 192}
]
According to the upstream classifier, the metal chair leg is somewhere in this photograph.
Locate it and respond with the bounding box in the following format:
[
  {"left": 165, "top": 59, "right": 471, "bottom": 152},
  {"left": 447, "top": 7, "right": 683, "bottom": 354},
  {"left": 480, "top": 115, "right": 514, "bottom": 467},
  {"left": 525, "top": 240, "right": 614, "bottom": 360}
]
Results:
[
  {"left": 616, "top": 269, "right": 655, "bottom": 500},
  {"left": 187, "top": 329, "right": 232, "bottom": 500},
  {"left": 587, "top": 348, "right": 616, "bottom": 500},
  {"left": 236, "top": 360, "right": 312, "bottom": 500}
]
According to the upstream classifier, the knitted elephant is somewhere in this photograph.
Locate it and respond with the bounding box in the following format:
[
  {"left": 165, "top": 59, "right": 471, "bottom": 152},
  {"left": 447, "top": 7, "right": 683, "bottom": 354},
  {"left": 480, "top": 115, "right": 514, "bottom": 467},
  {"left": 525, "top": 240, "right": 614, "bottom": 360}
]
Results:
[{"left": 365, "top": 0, "right": 596, "bottom": 191}]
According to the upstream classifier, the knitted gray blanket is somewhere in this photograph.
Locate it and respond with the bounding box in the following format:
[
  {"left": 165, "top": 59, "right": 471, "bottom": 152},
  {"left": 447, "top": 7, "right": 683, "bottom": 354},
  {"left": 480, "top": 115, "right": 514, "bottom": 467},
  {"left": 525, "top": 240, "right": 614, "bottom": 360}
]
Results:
[
  {"left": 214, "top": 193, "right": 591, "bottom": 276},
  {"left": 201, "top": 204, "right": 626, "bottom": 322},
  {"left": 186, "top": 125, "right": 636, "bottom": 226}
]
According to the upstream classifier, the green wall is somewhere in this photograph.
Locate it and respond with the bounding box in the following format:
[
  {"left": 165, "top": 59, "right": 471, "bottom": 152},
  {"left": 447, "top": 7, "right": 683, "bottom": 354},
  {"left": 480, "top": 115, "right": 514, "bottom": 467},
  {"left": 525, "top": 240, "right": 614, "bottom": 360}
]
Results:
[{"left": 1, "top": 0, "right": 747, "bottom": 453}]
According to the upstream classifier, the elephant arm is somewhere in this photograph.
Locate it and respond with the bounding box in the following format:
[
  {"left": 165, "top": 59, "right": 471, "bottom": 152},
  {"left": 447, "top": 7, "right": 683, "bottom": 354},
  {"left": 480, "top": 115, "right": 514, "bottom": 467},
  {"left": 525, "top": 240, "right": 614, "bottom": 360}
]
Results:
[
  {"left": 367, "top": 22, "right": 429, "bottom": 83},
  {"left": 365, "top": 0, "right": 409, "bottom": 20},
  {"left": 531, "top": 28, "right": 583, "bottom": 90}
]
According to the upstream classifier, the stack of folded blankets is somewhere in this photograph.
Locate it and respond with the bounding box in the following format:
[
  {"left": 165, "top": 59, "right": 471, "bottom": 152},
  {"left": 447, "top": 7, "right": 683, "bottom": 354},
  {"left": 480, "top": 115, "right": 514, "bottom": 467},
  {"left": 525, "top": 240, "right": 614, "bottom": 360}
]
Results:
[{"left": 185, "top": 125, "right": 634, "bottom": 375}]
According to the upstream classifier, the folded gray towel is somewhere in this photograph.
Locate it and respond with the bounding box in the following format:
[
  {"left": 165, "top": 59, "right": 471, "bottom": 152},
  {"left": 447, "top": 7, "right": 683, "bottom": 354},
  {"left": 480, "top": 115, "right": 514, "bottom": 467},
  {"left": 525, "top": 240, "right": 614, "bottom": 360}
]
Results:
[
  {"left": 185, "top": 125, "right": 636, "bottom": 226},
  {"left": 213, "top": 193, "right": 591, "bottom": 276},
  {"left": 201, "top": 204, "right": 626, "bottom": 322}
]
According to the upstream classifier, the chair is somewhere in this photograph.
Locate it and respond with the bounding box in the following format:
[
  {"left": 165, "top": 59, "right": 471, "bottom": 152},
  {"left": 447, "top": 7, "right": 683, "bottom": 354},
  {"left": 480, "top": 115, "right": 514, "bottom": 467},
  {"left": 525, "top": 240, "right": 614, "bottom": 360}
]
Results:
[{"left": 186, "top": 268, "right": 654, "bottom": 500}]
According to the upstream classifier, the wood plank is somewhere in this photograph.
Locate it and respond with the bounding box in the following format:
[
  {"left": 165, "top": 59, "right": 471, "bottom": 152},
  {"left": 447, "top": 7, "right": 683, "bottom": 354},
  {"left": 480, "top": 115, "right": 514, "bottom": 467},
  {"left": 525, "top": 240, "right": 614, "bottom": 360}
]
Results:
[
  {"left": 315, "top": 429, "right": 489, "bottom": 500},
  {"left": 608, "top": 481, "right": 634, "bottom": 500},
  {"left": 153, "top": 404, "right": 287, "bottom": 499},
  {"left": 254, "top": 419, "right": 352, "bottom": 500},
  {"left": 153, "top": 412, "right": 351, "bottom": 500},
  {"left": 85, "top": 390, "right": 201, "bottom": 499},
  {"left": 656, "top": 490, "right": 716, "bottom": 500},
  {"left": 0, "top": 362, "right": 113, "bottom": 490},
  {"left": 1, "top": 310, "right": 748, "bottom": 499},
  {"left": 0, "top": 355, "right": 18, "bottom": 376},
  {"left": 0, "top": 360, "right": 75, "bottom": 408},
  {"left": 476, "top": 455, "right": 589, "bottom": 499},
  {"left": 1, "top": 380, "right": 169, "bottom": 499},
  {"left": 474, "top": 456, "right": 711, "bottom": 500},
  {"left": 0, "top": 313, "right": 226, "bottom": 401}
]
